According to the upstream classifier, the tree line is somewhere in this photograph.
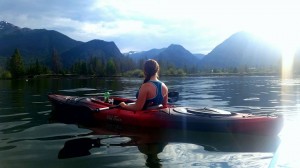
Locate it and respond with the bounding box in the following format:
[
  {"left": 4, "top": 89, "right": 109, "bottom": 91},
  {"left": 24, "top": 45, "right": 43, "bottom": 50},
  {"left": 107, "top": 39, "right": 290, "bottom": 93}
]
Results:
[
  {"left": 0, "top": 48, "right": 136, "bottom": 79},
  {"left": 0, "top": 48, "right": 282, "bottom": 79},
  {"left": 0, "top": 48, "right": 193, "bottom": 79}
]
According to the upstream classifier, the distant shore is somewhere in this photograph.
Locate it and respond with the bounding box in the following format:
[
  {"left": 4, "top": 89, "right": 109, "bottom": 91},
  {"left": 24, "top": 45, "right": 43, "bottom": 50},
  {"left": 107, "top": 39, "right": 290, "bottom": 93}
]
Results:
[
  {"left": 0, "top": 72, "right": 286, "bottom": 80},
  {"left": 28, "top": 72, "right": 281, "bottom": 78}
]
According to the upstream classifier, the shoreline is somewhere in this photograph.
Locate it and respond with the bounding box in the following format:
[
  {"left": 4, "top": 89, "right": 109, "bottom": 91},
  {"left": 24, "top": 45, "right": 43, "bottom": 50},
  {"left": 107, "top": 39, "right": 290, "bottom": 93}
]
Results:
[{"left": 0, "top": 72, "right": 287, "bottom": 80}]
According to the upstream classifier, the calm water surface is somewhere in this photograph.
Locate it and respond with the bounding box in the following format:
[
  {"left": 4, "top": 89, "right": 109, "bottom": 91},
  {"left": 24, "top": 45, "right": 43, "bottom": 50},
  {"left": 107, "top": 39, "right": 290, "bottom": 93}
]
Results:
[{"left": 0, "top": 76, "right": 299, "bottom": 168}]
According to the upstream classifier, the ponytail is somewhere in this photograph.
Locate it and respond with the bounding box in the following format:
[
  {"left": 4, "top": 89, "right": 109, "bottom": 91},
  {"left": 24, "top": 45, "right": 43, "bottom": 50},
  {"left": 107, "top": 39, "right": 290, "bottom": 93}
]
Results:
[
  {"left": 143, "top": 59, "right": 159, "bottom": 83},
  {"left": 143, "top": 75, "right": 151, "bottom": 83}
]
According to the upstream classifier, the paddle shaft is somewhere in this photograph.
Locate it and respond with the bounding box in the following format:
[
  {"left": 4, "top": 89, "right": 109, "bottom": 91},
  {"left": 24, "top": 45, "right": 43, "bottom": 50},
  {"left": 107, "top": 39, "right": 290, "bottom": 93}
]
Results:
[{"left": 95, "top": 102, "right": 135, "bottom": 111}]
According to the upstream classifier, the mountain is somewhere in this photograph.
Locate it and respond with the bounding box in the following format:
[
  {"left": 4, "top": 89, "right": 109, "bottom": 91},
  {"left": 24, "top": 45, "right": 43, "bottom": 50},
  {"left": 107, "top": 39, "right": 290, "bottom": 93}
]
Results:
[
  {"left": 0, "top": 21, "right": 286, "bottom": 72},
  {"left": 194, "top": 53, "right": 205, "bottom": 60},
  {"left": 0, "top": 21, "right": 23, "bottom": 35},
  {"left": 126, "top": 48, "right": 166, "bottom": 61},
  {"left": 128, "top": 44, "right": 200, "bottom": 68},
  {"left": 0, "top": 21, "right": 125, "bottom": 69},
  {"left": 61, "top": 39, "right": 123, "bottom": 68},
  {"left": 199, "top": 32, "right": 282, "bottom": 68},
  {"left": 0, "top": 21, "right": 82, "bottom": 63},
  {"left": 155, "top": 44, "right": 200, "bottom": 67}
]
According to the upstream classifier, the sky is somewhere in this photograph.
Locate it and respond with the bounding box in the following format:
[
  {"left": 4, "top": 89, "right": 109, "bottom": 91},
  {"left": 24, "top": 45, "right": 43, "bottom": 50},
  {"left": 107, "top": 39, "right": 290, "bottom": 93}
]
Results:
[{"left": 1, "top": 0, "right": 300, "bottom": 54}]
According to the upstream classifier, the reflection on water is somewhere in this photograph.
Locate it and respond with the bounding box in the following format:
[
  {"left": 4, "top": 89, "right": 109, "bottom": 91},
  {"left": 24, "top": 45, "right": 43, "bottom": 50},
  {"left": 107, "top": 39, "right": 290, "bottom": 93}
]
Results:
[
  {"left": 53, "top": 121, "right": 279, "bottom": 167},
  {"left": 0, "top": 76, "right": 298, "bottom": 167},
  {"left": 268, "top": 79, "right": 300, "bottom": 167}
]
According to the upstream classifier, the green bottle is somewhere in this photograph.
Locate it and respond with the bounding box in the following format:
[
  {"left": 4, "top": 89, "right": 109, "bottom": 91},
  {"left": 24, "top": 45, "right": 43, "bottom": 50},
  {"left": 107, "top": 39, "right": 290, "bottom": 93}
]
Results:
[{"left": 104, "top": 91, "right": 110, "bottom": 102}]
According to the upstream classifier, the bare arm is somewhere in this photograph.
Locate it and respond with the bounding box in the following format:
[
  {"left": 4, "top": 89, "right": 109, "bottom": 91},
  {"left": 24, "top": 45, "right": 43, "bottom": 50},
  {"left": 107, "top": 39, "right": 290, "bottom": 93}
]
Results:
[
  {"left": 119, "top": 84, "right": 148, "bottom": 111},
  {"left": 162, "top": 83, "right": 168, "bottom": 107}
]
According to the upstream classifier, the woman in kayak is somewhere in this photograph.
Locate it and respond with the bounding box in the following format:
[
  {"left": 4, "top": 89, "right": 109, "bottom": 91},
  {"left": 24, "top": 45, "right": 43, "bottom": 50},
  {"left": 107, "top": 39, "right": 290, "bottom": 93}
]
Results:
[{"left": 119, "top": 59, "right": 168, "bottom": 110}]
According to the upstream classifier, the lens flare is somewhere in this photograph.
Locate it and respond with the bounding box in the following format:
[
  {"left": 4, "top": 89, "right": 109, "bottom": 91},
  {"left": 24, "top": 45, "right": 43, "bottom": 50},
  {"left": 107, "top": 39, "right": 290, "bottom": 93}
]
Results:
[{"left": 281, "top": 46, "right": 295, "bottom": 79}]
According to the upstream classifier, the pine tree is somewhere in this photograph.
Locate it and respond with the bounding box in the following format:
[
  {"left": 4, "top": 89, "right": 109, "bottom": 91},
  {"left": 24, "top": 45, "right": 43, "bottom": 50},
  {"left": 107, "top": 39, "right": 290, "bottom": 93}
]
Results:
[
  {"left": 51, "top": 48, "right": 62, "bottom": 74},
  {"left": 9, "top": 48, "right": 25, "bottom": 78},
  {"left": 35, "top": 59, "right": 41, "bottom": 75},
  {"left": 106, "top": 58, "right": 117, "bottom": 76}
]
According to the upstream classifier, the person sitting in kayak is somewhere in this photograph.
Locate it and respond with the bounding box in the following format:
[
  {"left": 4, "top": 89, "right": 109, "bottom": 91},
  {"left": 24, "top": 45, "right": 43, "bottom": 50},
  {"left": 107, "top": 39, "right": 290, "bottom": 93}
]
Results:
[{"left": 119, "top": 59, "right": 168, "bottom": 111}]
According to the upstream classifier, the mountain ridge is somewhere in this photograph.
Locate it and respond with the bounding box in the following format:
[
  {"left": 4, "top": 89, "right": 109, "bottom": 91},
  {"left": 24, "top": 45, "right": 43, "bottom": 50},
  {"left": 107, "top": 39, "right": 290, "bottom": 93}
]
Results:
[
  {"left": 0, "top": 21, "right": 283, "bottom": 71},
  {"left": 0, "top": 21, "right": 82, "bottom": 63},
  {"left": 61, "top": 39, "right": 124, "bottom": 68},
  {"left": 199, "top": 32, "right": 282, "bottom": 68}
]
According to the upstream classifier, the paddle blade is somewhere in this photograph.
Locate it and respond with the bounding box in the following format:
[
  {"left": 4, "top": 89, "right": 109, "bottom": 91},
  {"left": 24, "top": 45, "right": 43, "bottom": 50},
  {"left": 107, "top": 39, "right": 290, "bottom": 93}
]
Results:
[{"left": 168, "top": 91, "right": 179, "bottom": 103}]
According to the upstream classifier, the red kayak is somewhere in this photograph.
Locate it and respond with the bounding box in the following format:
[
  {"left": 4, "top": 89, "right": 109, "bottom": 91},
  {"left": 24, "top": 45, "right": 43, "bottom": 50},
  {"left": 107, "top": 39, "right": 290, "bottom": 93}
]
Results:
[{"left": 48, "top": 94, "right": 283, "bottom": 135}]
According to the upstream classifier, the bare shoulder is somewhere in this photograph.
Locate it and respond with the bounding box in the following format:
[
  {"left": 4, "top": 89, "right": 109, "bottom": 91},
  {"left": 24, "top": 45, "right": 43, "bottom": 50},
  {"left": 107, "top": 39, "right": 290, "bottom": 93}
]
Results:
[
  {"left": 161, "top": 82, "right": 168, "bottom": 89},
  {"left": 161, "top": 82, "right": 168, "bottom": 96},
  {"left": 140, "top": 83, "right": 151, "bottom": 91},
  {"left": 141, "top": 82, "right": 151, "bottom": 88}
]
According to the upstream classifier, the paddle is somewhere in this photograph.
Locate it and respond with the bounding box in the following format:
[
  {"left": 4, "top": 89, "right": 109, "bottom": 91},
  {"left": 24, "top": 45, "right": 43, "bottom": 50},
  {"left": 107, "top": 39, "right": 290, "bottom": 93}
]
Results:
[
  {"left": 168, "top": 91, "right": 179, "bottom": 103},
  {"left": 94, "top": 91, "right": 179, "bottom": 112},
  {"left": 95, "top": 102, "right": 135, "bottom": 111}
]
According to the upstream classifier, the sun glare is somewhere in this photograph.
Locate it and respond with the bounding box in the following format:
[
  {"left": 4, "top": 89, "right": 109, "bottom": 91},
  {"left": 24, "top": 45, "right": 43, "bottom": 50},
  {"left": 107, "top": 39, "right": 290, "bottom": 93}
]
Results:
[
  {"left": 278, "top": 32, "right": 299, "bottom": 79},
  {"left": 248, "top": 25, "right": 299, "bottom": 79},
  {"left": 281, "top": 45, "right": 296, "bottom": 79},
  {"left": 238, "top": 1, "right": 300, "bottom": 79},
  {"left": 275, "top": 27, "right": 299, "bottom": 79}
]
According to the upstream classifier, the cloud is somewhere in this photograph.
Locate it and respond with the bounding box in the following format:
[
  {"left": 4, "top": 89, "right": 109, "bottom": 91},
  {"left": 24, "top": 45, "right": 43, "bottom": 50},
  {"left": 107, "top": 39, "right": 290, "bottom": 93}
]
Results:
[{"left": 1, "top": 0, "right": 300, "bottom": 54}]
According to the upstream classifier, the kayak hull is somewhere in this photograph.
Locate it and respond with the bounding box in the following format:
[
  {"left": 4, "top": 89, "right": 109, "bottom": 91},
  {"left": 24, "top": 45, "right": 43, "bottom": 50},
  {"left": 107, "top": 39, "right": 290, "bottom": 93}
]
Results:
[{"left": 48, "top": 94, "right": 283, "bottom": 135}]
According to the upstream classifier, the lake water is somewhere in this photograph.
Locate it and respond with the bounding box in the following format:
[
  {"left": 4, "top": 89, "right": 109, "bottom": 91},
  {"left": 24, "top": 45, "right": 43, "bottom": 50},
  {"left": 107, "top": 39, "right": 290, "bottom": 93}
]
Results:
[{"left": 0, "top": 76, "right": 299, "bottom": 168}]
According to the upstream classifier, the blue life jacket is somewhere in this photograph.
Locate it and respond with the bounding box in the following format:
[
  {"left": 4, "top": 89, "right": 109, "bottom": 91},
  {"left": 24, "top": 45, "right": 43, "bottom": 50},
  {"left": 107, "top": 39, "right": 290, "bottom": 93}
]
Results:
[{"left": 136, "top": 80, "right": 164, "bottom": 109}]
